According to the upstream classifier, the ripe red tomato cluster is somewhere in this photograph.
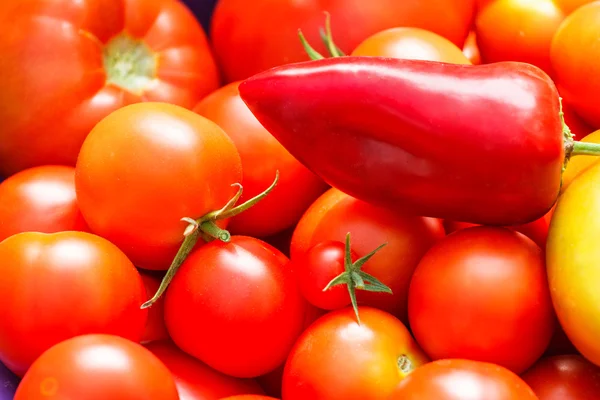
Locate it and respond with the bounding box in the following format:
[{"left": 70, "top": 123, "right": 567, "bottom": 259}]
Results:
[{"left": 1, "top": 0, "right": 600, "bottom": 399}]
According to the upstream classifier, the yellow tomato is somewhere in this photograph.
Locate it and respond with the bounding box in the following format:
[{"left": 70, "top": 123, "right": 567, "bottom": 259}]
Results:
[
  {"left": 562, "top": 129, "right": 600, "bottom": 192},
  {"left": 547, "top": 161, "right": 600, "bottom": 366}
]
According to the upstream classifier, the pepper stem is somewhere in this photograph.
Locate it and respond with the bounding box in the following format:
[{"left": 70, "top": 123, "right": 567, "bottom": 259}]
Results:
[
  {"left": 140, "top": 171, "right": 280, "bottom": 309},
  {"left": 571, "top": 142, "right": 600, "bottom": 157},
  {"left": 323, "top": 232, "right": 391, "bottom": 324}
]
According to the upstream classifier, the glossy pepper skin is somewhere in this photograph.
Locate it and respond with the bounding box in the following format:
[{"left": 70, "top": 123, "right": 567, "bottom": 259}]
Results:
[{"left": 238, "top": 57, "right": 564, "bottom": 226}]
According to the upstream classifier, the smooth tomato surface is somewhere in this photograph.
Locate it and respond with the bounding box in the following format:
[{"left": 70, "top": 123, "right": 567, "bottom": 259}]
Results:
[
  {"left": 0, "top": 231, "right": 148, "bottom": 377},
  {"left": 0, "top": 165, "right": 88, "bottom": 242},
  {"left": 194, "top": 81, "right": 326, "bottom": 238},
  {"left": 291, "top": 188, "right": 444, "bottom": 322},
  {"left": 555, "top": 0, "right": 597, "bottom": 14},
  {"left": 15, "top": 334, "right": 179, "bottom": 400},
  {"left": 408, "top": 227, "right": 555, "bottom": 374},
  {"left": 0, "top": 0, "right": 218, "bottom": 176},
  {"left": 547, "top": 162, "right": 600, "bottom": 366},
  {"left": 139, "top": 272, "right": 169, "bottom": 344},
  {"left": 221, "top": 396, "right": 279, "bottom": 400},
  {"left": 522, "top": 355, "right": 600, "bottom": 399},
  {"left": 145, "top": 340, "right": 264, "bottom": 400},
  {"left": 75, "top": 102, "right": 242, "bottom": 270},
  {"left": 391, "top": 359, "right": 538, "bottom": 399},
  {"left": 211, "top": 0, "right": 475, "bottom": 82},
  {"left": 551, "top": 2, "right": 600, "bottom": 127},
  {"left": 475, "top": 0, "right": 564, "bottom": 74},
  {"left": 352, "top": 27, "right": 471, "bottom": 64},
  {"left": 164, "top": 236, "right": 308, "bottom": 378},
  {"left": 282, "top": 307, "right": 429, "bottom": 400}
]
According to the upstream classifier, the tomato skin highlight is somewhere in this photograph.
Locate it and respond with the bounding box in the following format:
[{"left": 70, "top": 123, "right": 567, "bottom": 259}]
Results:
[
  {"left": 0, "top": 165, "right": 88, "bottom": 242},
  {"left": 408, "top": 226, "right": 555, "bottom": 374},
  {"left": 282, "top": 306, "right": 429, "bottom": 400},
  {"left": 0, "top": 231, "right": 148, "bottom": 377},
  {"left": 75, "top": 102, "right": 242, "bottom": 270},
  {"left": 164, "top": 236, "right": 308, "bottom": 378},
  {"left": 390, "top": 359, "right": 539, "bottom": 399},
  {"left": 14, "top": 334, "right": 179, "bottom": 400},
  {"left": 0, "top": 0, "right": 219, "bottom": 176}
]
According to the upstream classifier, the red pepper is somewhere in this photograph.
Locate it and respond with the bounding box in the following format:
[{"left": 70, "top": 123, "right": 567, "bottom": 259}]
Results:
[{"left": 238, "top": 56, "right": 600, "bottom": 226}]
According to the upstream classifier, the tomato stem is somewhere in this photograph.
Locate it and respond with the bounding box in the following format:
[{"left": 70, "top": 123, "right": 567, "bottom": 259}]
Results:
[
  {"left": 140, "top": 172, "right": 280, "bottom": 309},
  {"left": 321, "top": 12, "right": 344, "bottom": 57},
  {"left": 298, "top": 30, "right": 325, "bottom": 61},
  {"left": 323, "top": 232, "right": 391, "bottom": 324}
]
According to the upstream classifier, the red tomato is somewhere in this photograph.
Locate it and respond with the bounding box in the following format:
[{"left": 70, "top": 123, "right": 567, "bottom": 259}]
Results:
[
  {"left": 551, "top": 2, "right": 600, "bottom": 127},
  {"left": 0, "top": 231, "right": 147, "bottom": 377},
  {"left": 282, "top": 306, "right": 429, "bottom": 400},
  {"left": 522, "top": 355, "right": 600, "bottom": 399},
  {"left": 193, "top": 81, "right": 327, "bottom": 238},
  {"left": 0, "top": 165, "right": 88, "bottom": 242},
  {"left": 475, "top": 0, "right": 564, "bottom": 75},
  {"left": 0, "top": 0, "right": 219, "bottom": 176},
  {"left": 139, "top": 272, "right": 169, "bottom": 344},
  {"left": 145, "top": 340, "right": 265, "bottom": 400},
  {"left": 563, "top": 99, "right": 595, "bottom": 139},
  {"left": 293, "top": 241, "right": 359, "bottom": 310},
  {"left": 75, "top": 102, "right": 242, "bottom": 270},
  {"left": 15, "top": 334, "right": 178, "bottom": 400},
  {"left": 408, "top": 227, "right": 556, "bottom": 374},
  {"left": 211, "top": 0, "right": 475, "bottom": 82},
  {"left": 390, "top": 359, "right": 538, "bottom": 399},
  {"left": 221, "top": 396, "right": 279, "bottom": 400},
  {"left": 164, "top": 236, "right": 308, "bottom": 378},
  {"left": 351, "top": 27, "right": 471, "bottom": 64},
  {"left": 291, "top": 188, "right": 444, "bottom": 322},
  {"left": 462, "top": 31, "right": 481, "bottom": 64}
]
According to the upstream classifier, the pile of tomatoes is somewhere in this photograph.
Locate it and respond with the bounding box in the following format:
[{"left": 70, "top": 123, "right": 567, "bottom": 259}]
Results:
[{"left": 1, "top": 0, "right": 600, "bottom": 399}]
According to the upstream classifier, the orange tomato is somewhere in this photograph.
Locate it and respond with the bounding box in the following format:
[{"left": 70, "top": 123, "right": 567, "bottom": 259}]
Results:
[
  {"left": 555, "top": 0, "right": 597, "bottom": 14},
  {"left": 475, "top": 0, "right": 565, "bottom": 74},
  {"left": 551, "top": 2, "right": 600, "bottom": 127},
  {"left": 351, "top": 27, "right": 471, "bottom": 64}
]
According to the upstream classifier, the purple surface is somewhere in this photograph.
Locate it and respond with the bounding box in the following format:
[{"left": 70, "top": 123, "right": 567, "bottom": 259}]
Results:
[
  {"left": 180, "top": 0, "right": 218, "bottom": 33},
  {"left": 0, "top": 362, "right": 18, "bottom": 399}
]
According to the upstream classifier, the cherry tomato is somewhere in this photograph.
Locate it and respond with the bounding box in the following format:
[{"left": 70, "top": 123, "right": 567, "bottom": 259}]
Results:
[
  {"left": 561, "top": 130, "right": 600, "bottom": 192},
  {"left": 351, "top": 27, "right": 471, "bottom": 64},
  {"left": 211, "top": 0, "right": 475, "bottom": 82},
  {"left": 390, "top": 359, "right": 538, "bottom": 399},
  {"left": 0, "top": 0, "right": 219, "bottom": 176},
  {"left": 551, "top": 2, "right": 600, "bottom": 127},
  {"left": 547, "top": 162, "right": 600, "bottom": 366},
  {"left": 14, "top": 334, "right": 179, "bottom": 400},
  {"left": 139, "top": 272, "right": 169, "bottom": 344},
  {"left": 522, "top": 355, "right": 600, "bottom": 399},
  {"left": 0, "top": 231, "right": 147, "bottom": 377},
  {"left": 408, "top": 227, "right": 556, "bottom": 374},
  {"left": 291, "top": 188, "right": 444, "bottom": 322},
  {"left": 0, "top": 165, "right": 88, "bottom": 242},
  {"left": 75, "top": 102, "right": 242, "bottom": 270},
  {"left": 462, "top": 31, "right": 481, "bottom": 64},
  {"left": 193, "top": 81, "right": 327, "bottom": 238},
  {"left": 145, "top": 340, "right": 265, "bottom": 400},
  {"left": 475, "top": 0, "right": 564, "bottom": 75},
  {"left": 164, "top": 236, "right": 308, "bottom": 378},
  {"left": 293, "top": 241, "right": 358, "bottom": 310},
  {"left": 282, "top": 306, "right": 429, "bottom": 400}
]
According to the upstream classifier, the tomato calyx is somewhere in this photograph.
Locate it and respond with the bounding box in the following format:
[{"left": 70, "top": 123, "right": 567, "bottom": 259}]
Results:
[
  {"left": 103, "top": 33, "right": 157, "bottom": 95},
  {"left": 141, "top": 171, "right": 280, "bottom": 309},
  {"left": 397, "top": 354, "right": 415, "bottom": 376},
  {"left": 298, "top": 12, "right": 344, "bottom": 61},
  {"left": 323, "top": 232, "right": 391, "bottom": 324}
]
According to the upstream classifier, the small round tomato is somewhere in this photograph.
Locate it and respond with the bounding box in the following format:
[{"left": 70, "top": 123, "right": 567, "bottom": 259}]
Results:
[
  {"left": 551, "top": 2, "right": 600, "bottom": 127},
  {"left": 390, "top": 359, "right": 538, "bottom": 399},
  {"left": 282, "top": 306, "right": 429, "bottom": 400},
  {"left": 521, "top": 355, "right": 600, "bottom": 399},
  {"left": 547, "top": 162, "right": 600, "bottom": 366},
  {"left": 193, "top": 81, "right": 327, "bottom": 238},
  {"left": 291, "top": 188, "right": 445, "bottom": 322},
  {"left": 0, "top": 165, "right": 88, "bottom": 242},
  {"left": 75, "top": 102, "right": 242, "bottom": 270},
  {"left": 15, "top": 334, "right": 179, "bottom": 400},
  {"left": 462, "top": 31, "right": 481, "bottom": 64},
  {"left": 145, "top": 340, "right": 265, "bottom": 399},
  {"left": 139, "top": 272, "right": 169, "bottom": 344},
  {"left": 476, "top": 0, "right": 564, "bottom": 75},
  {"left": 0, "top": 231, "right": 147, "bottom": 377},
  {"left": 408, "top": 227, "right": 556, "bottom": 374},
  {"left": 164, "top": 236, "right": 308, "bottom": 378},
  {"left": 351, "top": 27, "right": 471, "bottom": 64}
]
